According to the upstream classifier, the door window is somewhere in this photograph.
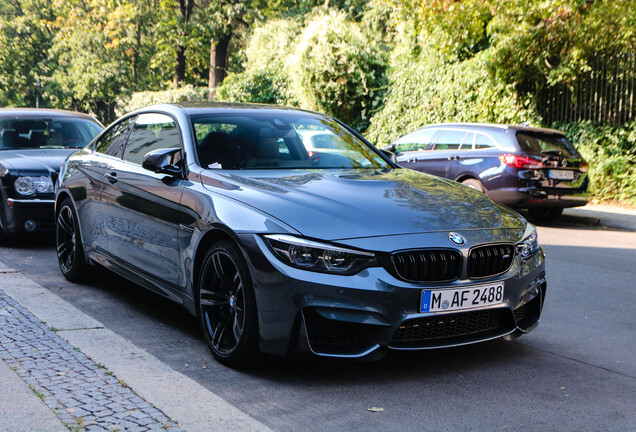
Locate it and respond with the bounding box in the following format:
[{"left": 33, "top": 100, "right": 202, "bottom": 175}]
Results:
[
  {"left": 475, "top": 133, "right": 496, "bottom": 149},
  {"left": 94, "top": 117, "right": 134, "bottom": 157},
  {"left": 123, "top": 113, "right": 181, "bottom": 165},
  {"left": 433, "top": 130, "right": 467, "bottom": 150},
  {"left": 395, "top": 129, "right": 436, "bottom": 153},
  {"left": 459, "top": 132, "right": 475, "bottom": 150}
]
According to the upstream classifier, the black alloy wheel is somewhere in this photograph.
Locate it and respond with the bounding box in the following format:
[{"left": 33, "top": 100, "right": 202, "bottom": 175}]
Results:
[
  {"left": 56, "top": 198, "right": 87, "bottom": 281},
  {"left": 198, "top": 240, "right": 258, "bottom": 366},
  {"left": 527, "top": 207, "right": 564, "bottom": 224}
]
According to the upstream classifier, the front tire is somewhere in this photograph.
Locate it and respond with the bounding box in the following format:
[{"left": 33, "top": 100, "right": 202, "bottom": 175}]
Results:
[
  {"left": 56, "top": 198, "right": 88, "bottom": 281},
  {"left": 197, "top": 240, "right": 259, "bottom": 366}
]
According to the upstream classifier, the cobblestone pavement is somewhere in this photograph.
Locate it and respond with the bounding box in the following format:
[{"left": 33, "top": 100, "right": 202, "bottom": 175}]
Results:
[{"left": 0, "top": 289, "right": 185, "bottom": 432}]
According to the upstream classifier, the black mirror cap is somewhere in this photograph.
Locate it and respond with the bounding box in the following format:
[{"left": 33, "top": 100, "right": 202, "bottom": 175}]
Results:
[
  {"left": 142, "top": 147, "right": 182, "bottom": 177},
  {"left": 380, "top": 149, "right": 397, "bottom": 164}
]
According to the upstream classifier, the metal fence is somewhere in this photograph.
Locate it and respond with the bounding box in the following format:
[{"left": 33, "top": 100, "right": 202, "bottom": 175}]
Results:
[{"left": 540, "top": 53, "right": 636, "bottom": 125}]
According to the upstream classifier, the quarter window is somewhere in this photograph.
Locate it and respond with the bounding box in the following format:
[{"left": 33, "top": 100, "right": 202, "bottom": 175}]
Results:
[
  {"left": 95, "top": 117, "right": 134, "bottom": 157},
  {"left": 123, "top": 113, "right": 181, "bottom": 165}
]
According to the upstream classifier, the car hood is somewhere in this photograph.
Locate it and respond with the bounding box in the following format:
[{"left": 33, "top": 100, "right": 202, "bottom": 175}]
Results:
[
  {"left": 201, "top": 168, "right": 526, "bottom": 240},
  {"left": 0, "top": 149, "right": 78, "bottom": 175}
]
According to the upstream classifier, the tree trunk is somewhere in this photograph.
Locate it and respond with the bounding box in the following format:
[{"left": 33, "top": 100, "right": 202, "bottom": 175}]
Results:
[
  {"left": 173, "top": 0, "right": 194, "bottom": 89},
  {"left": 132, "top": 16, "right": 141, "bottom": 89},
  {"left": 174, "top": 45, "right": 186, "bottom": 89},
  {"left": 208, "top": 34, "right": 231, "bottom": 94}
]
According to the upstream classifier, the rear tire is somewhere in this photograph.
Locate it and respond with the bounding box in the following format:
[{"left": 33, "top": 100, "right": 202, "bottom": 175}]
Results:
[
  {"left": 197, "top": 240, "right": 259, "bottom": 367},
  {"left": 527, "top": 207, "right": 563, "bottom": 223},
  {"left": 56, "top": 198, "right": 88, "bottom": 281},
  {"left": 461, "top": 178, "right": 485, "bottom": 193}
]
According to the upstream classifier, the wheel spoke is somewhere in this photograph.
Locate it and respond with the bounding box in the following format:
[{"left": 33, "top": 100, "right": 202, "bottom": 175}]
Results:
[
  {"left": 212, "top": 253, "right": 233, "bottom": 289},
  {"left": 58, "top": 211, "right": 73, "bottom": 236},
  {"left": 57, "top": 241, "right": 73, "bottom": 259},
  {"left": 231, "top": 316, "right": 242, "bottom": 343},
  {"left": 211, "top": 313, "right": 232, "bottom": 349}
]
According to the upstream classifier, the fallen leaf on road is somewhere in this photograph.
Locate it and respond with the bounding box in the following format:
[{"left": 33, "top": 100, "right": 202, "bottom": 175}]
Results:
[
  {"left": 66, "top": 409, "right": 75, "bottom": 413},
  {"left": 55, "top": 372, "right": 66, "bottom": 376},
  {"left": 368, "top": 407, "right": 384, "bottom": 412}
]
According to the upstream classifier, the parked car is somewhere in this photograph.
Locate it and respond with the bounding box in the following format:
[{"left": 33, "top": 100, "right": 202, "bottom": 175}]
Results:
[
  {"left": 387, "top": 123, "right": 590, "bottom": 222},
  {"left": 56, "top": 104, "right": 546, "bottom": 365},
  {"left": 0, "top": 108, "right": 103, "bottom": 235}
]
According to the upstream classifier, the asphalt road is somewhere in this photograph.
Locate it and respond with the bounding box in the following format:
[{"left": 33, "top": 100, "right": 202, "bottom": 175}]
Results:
[{"left": 0, "top": 219, "right": 634, "bottom": 432}]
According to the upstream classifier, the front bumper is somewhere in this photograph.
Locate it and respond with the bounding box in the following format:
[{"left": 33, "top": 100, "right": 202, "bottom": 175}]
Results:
[
  {"left": 0, "top": 198, "right": 56, "bottom": 234},
  {"left": 239, "top": 233, "right": 547, "bottom": 358}
]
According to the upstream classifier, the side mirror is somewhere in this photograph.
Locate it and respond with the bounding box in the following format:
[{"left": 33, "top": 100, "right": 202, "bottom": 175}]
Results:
[
  {"left": 380, "top": 149, "right": 398, "bottom": 164},
  {"left": 142, "top": 147, "right": 182, "bottom": 177}
]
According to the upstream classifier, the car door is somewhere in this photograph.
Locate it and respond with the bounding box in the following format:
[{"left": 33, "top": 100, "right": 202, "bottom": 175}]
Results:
[
  {"left": 99, "top": 112, "right": 187, "bottom": 289},
  {"left": 77, "top": 116, "right": 134, "bottom": 253},
  {"left": 445, "top": 132, "right": 476, "bottom": 180},
  {"left": 394, "top": 129, "right": 437, "bottom": 169},
  {"left": 417, "top": 129, "right": 468, "bottom": 179}
]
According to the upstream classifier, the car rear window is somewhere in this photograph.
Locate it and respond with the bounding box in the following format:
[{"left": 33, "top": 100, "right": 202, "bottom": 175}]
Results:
[{"left": 516, "top": 132, "right": 579, "bottom": 157}]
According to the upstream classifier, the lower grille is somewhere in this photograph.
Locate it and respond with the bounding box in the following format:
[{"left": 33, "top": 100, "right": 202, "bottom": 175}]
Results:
[
  {"left": 468, "top": 244, "right": 515, "bottom": 278},
  {"left": 390, "top": 308, "right": 513, "bottom": 348},
  {"left": 303, "top": 309, "right": 371, "bottom": 355},
  {"left": 513, "top": 302, "right": 530, "bottom": 323}
]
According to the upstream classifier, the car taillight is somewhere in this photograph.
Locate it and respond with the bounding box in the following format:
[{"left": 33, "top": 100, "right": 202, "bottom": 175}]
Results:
[{"left": 499, "top": 154, "right": 544, "bottom": 169}]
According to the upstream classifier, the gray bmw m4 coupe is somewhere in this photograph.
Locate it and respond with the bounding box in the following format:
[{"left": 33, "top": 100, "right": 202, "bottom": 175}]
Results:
[{"left": 55, "top": 103, "right": 546, "bottom": 365}]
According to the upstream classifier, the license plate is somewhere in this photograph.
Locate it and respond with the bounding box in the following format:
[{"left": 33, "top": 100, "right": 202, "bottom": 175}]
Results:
[
  {"left": 549, "top": 169, "right": 575, "bottom": 180},
  {"left": 420, "top": 282, "right": 505, "bottom": 313}
]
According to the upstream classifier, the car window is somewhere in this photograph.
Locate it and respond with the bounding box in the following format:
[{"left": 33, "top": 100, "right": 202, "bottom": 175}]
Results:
[
  {"left": 459, "top": 132, "right": 474, "bottom": 150},
  {"left": 433, "top": 130, "right": 467, "bottom": 150},
  {"left": 192, "top": 113, "right": 391, "bottom": 170},
  {"left": 475, "top": 133, "right": 496, "bottom": 149},
  {"left": 0, "top": 117, "right": 101, "bottom": 150},
  {"left": 516, "top": 132, "right": 578, "bottom": 157},
  {"left": 123, "top": 113, "right": 181, "bottom": 165},
  {"left": 95, "top": 117, "right": 134, "bottom": 157},
  {"left": 395, "top": 129, "right": 436, "bottom": 152}
]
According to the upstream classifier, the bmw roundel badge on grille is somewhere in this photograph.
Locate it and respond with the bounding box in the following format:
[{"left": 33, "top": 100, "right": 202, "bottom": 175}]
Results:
[{"left": 448, "top": 232, "right": 466, "bottom": 246}]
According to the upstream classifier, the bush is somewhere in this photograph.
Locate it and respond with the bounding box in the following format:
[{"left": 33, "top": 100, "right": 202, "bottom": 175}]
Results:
[
  {"left": 286, "top": 9, "right": 387, "bottom": 131},
  {"left": 117, "top": 85, "right": 210, "bottom": 116},
  {"left": 365, "top": 39, "right": 537, "bottom": 146},
  {"left": 554, "top": 121, "right": 636, "bottom": 205},
  {"left": 215, "top": 64, "right": 296, "bottom": 105},
  {"left": 245, "top": 19, "right": 302, "bottom": 71}
]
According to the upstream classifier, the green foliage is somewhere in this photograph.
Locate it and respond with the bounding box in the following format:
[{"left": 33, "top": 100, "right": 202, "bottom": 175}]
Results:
[
  {"left": 286, "top": 9, "right": 387, "bottom": 131},
  {"left": 215, "top": 64, "right": 296, "bottom": 105},
  {"left": 118, "top": 85, "right": 209, "bottom": 115},
  {"left": 366, "top": 42, "right": 537, "bottom": 146},
  {"left": 555, "top": 121, "right": 636, "bottom": 205},
  {"left": 245, "top": 18, "right": 302, "bottom": 70}
]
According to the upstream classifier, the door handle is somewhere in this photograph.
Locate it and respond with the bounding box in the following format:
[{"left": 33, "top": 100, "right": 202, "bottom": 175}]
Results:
[
  {"left": 104, "top": 172, "right": 118, "bottom": 184},
  {"left": 448, "top": 155, "right": 460, "bottom": 160}
]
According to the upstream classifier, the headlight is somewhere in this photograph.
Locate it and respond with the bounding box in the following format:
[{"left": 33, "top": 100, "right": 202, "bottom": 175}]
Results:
[
  {"left": 264, "top": 234, "right": 377, "bottom": 274},
  {"left": 14, "top": 176, "right": 54, "bottom": 196},
  {"left": 516, "top": 224, "right": 539, "bottom": 259}
]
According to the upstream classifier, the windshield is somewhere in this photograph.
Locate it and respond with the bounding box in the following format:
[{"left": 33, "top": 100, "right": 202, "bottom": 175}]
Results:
[
  {"left": 0, "top": 117, "right": 102, "bottom": 150},
  {"left": 516, "top": 132, "right": 579, "bottom": 158},
  {"left": 191, "top": 112, "right": 390, "bottom": 170}
]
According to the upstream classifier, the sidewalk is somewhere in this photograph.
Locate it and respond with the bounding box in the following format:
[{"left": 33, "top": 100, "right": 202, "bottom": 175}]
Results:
[
  {"left": 0, "top": 260, "right": 272, "bottom": 432},
  {"left": 562, "top": 203, "right": 636, "bottom": 231}
]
